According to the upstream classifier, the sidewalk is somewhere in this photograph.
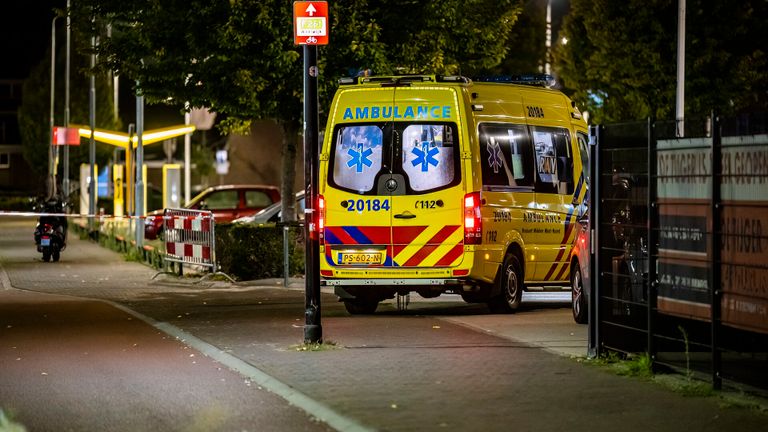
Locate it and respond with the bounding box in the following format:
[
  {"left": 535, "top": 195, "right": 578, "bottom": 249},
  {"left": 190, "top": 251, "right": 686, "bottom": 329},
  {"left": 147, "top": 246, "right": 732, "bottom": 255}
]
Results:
[
  {"left": 2, "top": 217, "right": 767, "bottom": 431},
  {"left": 131, "top": 282, "right": 768, "bottom": 432}
]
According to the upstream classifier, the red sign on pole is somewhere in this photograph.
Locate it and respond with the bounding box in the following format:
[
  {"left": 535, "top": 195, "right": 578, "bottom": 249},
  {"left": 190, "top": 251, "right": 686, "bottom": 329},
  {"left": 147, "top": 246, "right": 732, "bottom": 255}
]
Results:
[
  {"left": 293, "top": 1, "right": 329, "bottom": 46},
  {"left": 52, "top": 127, "right": 80, "bottom": 146}
]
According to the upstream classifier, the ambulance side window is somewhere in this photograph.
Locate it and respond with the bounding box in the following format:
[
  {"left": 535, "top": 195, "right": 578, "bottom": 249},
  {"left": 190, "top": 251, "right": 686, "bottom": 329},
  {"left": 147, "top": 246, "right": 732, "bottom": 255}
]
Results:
[
  {"left": 478, "top": 123, "right": 534, "bottom": 189},
  {"left": 330, "top": 125, "right": 384, "bottom": 193},
  {"left": 400, "top": 124, "right": 458, "bottom": 192},
  {"left": 531, "top": 126, "right": 574, "bottom": 195},
  {"left": 577, "top": 132, "right": 590, "bottom": 184}
]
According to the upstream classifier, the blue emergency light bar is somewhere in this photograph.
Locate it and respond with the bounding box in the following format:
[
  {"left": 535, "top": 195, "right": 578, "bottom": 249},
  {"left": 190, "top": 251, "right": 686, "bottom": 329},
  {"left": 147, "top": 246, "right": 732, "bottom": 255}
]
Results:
[
  {"left": 473, "top": 74, "right": 556, "bottom": 88},
  {"left": 338, "top": 75, "right": 472, "bottom": 86}
]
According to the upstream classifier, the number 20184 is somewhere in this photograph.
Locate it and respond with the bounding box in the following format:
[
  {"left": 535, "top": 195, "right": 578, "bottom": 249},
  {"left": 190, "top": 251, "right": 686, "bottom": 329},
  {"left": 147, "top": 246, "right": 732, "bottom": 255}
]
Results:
[
  {"left": 527, "top": 106, "right": 544, "bottom": 118},
  {"left": 346, "top": 199, "right": 390, "bottom": 212}
]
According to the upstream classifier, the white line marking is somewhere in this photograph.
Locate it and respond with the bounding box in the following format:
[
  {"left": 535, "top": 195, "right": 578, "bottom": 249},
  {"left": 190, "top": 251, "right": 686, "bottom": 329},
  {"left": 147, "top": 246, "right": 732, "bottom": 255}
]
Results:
[
  {"left": 0, "top": 263, "right": 372, "bottom": 432},
  {"left": 106, "top": 301, "right": 374, "bottom": 432}
]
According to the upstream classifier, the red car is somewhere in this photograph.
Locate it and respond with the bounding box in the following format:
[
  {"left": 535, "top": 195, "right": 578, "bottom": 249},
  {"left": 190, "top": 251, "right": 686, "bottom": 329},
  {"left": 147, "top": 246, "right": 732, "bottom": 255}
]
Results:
[{"left": 144, "top": 184, "right": 280, "bottom": 240}]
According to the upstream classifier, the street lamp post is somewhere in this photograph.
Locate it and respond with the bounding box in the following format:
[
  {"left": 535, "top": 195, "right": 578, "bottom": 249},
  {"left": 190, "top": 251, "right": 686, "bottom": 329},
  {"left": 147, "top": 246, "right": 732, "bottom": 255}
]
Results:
[
  {"left": 63, "top": 0, "right": 71, "bottom": 201},
  {"left": 135, "top": 84, "right": 145, "bottom": 249},
  {"left": 49, "top": 15, "right": 60, "bottom": 200},
  {"left": 88, "top": 33, "right": 97, "bottom": 228},
  {"left": 545, "top": 0, "right": 552, "bottom": 75},
  {"left": 184, "top": 108, "right": 191, "bottom": 205},
  {"left": 676, "top": 0, "right": 686, "bottom": 137}
]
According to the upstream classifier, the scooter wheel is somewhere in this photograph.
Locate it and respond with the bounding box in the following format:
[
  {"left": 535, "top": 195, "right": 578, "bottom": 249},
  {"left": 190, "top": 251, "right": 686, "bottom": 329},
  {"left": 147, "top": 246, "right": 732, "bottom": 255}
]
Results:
[{"left": 42, "top": 252, "right": 51, "bottom": 262}]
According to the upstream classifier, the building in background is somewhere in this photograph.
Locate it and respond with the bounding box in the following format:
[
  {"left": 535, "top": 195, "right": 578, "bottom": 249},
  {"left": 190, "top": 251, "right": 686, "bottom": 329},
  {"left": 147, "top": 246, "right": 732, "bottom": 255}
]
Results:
[{"left": 0, "top": 80, "right": 37, "bottom": 192}]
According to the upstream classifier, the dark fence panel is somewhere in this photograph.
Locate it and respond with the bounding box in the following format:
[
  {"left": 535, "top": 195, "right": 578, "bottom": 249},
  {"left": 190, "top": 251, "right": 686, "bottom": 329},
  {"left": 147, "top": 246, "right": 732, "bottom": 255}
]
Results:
[
  {"left": 595, "top": 121, "right": 650, "bottom": 354},
  {"left": 593, "top": 113, "right": 768, "bottom": 393}
]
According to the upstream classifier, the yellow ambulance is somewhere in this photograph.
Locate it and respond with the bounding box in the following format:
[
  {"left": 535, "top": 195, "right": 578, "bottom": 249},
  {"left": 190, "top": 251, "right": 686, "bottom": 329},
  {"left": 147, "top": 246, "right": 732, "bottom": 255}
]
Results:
[{"left": 318, "top": 75, "right": 589, "bottom": 315}]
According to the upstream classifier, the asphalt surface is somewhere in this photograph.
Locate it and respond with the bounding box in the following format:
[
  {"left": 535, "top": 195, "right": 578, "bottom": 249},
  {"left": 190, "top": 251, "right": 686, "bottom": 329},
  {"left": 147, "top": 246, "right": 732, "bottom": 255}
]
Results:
[{"left": 1, "top": 216, "right": 767, "bottom": 431}]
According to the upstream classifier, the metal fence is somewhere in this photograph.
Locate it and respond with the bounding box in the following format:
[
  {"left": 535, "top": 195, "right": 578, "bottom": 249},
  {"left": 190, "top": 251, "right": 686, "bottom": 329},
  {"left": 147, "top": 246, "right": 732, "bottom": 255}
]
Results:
[
  {"left": 591, "top": 112, "right": 768, "bottom": 392},
  {"left": 162, "top": 208, "right": 216, "bottom": 272}
]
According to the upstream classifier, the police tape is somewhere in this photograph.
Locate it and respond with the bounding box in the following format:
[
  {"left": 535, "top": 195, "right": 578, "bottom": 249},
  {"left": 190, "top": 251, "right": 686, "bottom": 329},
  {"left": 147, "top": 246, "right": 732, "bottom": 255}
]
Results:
[{"left": 0, "top": 211, "right": 214, "bottom": 221}]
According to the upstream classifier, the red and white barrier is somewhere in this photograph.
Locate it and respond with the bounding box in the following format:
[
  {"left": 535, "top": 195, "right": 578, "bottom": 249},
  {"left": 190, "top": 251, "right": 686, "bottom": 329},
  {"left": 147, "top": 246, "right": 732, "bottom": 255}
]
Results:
[{"left": 163, "top": 209, "right": 216, "bottom": 270}]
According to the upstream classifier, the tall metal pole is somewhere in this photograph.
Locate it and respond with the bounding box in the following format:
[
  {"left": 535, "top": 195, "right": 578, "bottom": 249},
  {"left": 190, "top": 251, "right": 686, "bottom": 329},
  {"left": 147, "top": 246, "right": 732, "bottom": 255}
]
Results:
[
  {"left": 184, "top": 108, "right": 191, "bottom": 205},
  {"left": 647, "top": 117, "right": 658, "bottom": 364},
  {"left": 126, "top": 123, "right": 134, "bottom": 239},
  {"left": 135, "top": 83, "right": 145, "bottom": 249},
  {"left": 88, "top": 33, "right": 97, "bottom": 228},
  {"left": 710, "top": 111, "right": 722, "bottom": 390},
  {"left": 49, "top": 16, "right": 59, "bottom": 200},
  {"left": 63, "top": 0, "right": 71, "bottom": 201},
  {"left": 676, "top": 0, "right": 686, "bottom": 137},
  {"left": 108, "top": 24, "right": 119, "bottom": 123},
  {"left": 303, "top": 44, "right": 322, "bottom": 344},
  {"left": 545, "top": 0, "right": 552, "bottom": 75}
]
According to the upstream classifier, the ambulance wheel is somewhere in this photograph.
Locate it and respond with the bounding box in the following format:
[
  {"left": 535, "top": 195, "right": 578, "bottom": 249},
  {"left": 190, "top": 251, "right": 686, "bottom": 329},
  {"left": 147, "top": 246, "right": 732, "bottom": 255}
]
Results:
[
  {"left": 42, "top": 251, "right": 51, "bottom": 262},
  {"left": 344, "top": 298, "right": 379, "bottom": 315},
  {"left": 571, "top": 265, "right": 588, "bottom": 324},
  {"left": 489, "top": 254, "right": 522, "bottom": 313}
]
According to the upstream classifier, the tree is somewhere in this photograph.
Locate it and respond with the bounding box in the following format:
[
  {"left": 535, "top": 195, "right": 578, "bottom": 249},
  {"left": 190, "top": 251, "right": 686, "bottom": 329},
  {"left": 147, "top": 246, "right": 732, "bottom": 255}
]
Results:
[
  {"left": 17, "top": 22, "right": 118, "bottom": 198},
  {"left": 554, "top": 0, "right": 768, "bottom": 123},
  {"left": 493, "top": 0, "right": 547, "bottom": 76},
  {"left": 69, "top": 0, "right": 521, "bottom": 220}
]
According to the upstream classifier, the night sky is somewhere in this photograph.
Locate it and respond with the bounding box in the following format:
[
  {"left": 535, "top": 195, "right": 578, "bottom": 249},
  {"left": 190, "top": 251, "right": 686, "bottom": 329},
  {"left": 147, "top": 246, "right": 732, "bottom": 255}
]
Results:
[
  {"left": 0, "top": 1, "right": 567, "bottom": 130},
  {"left": 0, "top": 1, "right": 64, "bottom": 79},
  {"left": 1, "top": 1, "right": 569, "bottom": 81}
]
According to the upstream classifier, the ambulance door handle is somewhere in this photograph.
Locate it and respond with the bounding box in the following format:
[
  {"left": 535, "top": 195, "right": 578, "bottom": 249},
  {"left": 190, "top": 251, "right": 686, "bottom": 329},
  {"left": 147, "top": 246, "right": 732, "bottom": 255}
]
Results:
[{"left": 394, "top": 211, "right": 416, "bottom": 219}]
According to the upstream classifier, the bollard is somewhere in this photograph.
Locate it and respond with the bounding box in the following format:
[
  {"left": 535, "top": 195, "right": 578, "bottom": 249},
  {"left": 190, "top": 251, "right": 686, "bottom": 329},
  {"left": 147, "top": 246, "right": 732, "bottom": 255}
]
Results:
[{"left": 283, "top": 225, "right": 290, "bottom": 288}]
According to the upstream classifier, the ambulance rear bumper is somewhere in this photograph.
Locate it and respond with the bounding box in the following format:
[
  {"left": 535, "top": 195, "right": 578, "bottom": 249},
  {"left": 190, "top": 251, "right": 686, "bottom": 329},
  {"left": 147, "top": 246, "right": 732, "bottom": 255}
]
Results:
[{"left": 322, "top": 278, "right": 464, "bottom": 286}]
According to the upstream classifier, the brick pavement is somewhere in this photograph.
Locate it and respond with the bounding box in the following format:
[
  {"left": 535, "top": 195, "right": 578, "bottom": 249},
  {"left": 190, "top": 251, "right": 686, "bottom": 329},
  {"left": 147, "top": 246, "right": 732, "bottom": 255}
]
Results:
[{"left": 2, "top": 217, "right": 767, "bottom": 431}]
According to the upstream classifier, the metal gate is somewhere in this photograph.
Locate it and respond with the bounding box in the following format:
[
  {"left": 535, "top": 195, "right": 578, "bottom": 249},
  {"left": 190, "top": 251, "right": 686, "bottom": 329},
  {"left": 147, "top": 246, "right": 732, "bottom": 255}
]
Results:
[
  {"left": 163, "top": 208, "right": 217, "bottom": 271},
  {"left": 591, "top": 113, "right": 768, "bottom": 392}
]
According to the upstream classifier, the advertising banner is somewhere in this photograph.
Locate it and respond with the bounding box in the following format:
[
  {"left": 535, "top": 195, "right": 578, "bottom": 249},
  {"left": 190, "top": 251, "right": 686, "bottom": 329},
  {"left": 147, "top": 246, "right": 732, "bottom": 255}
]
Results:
[{"left": 657, "top": 135, "right": 768, "bottom": 333}]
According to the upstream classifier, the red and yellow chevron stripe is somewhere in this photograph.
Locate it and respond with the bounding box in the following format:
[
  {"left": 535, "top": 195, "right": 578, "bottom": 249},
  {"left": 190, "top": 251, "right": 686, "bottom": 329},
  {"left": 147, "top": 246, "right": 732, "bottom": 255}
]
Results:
[{"left": 324, "top": 224, "right": 464, "bottom": 267}]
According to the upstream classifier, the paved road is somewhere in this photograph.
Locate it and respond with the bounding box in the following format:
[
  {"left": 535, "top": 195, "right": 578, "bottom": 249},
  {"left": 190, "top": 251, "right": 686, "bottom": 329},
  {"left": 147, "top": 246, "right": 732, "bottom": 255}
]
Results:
[
  {"left": 1, "top": 216, "right": 767, "bottom": 431},
  {"left": 0, "top": 218, "right": 329, "bottom": 432}
]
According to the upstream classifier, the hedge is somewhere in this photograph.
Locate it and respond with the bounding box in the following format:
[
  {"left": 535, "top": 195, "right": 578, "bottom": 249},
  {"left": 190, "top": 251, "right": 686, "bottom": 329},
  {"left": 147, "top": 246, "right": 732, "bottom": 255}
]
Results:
[
  {"left": 0, "top": 195, "right": 35, "bottom": 211},
  {"left": 214, "top": 223, "right": 305, "bottom": 281},
  {"left": 73, "top": 217, "right": 305, "bottom": 282}
]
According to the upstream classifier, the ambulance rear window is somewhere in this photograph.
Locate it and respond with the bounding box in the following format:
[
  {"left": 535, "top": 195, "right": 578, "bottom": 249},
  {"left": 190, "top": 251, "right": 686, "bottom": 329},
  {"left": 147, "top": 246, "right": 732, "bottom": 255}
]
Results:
[
  {"left": 331, "top": 125, "right": 384, "bottom": 193},
  {"left": 400, "top": 124, "right": 457, "bottom": 192},
  {"left": 329, "top": 122, "right": 460, "bottom": 195},
  {"left": 479, "top": 123, "right": 534, "bottom": 189}
]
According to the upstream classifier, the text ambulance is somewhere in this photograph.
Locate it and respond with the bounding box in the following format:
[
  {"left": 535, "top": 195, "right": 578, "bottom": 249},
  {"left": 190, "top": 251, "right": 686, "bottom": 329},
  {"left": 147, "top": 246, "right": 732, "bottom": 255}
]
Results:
[{"left": 318, "top": 75, "right": 590, "bottom": 315}]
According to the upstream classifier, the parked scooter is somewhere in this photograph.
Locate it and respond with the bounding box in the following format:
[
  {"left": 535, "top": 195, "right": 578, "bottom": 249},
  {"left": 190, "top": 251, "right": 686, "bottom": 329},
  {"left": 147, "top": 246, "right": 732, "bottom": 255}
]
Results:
[{"left": 34, "top": 199, "right": 68, "bottom": 262}]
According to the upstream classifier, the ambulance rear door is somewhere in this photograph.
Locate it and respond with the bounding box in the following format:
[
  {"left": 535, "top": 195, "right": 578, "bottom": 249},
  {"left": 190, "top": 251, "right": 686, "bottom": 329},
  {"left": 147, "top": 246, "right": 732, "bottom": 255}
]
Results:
[
  {"left": 322, "top": 83, "right": 466, "bottom": 276},
  {"left": 388, "top": 87, "right": 465, "bottom": 272},
  {"left": 323, "top": 88, "right": 394, "bottom": 269}
]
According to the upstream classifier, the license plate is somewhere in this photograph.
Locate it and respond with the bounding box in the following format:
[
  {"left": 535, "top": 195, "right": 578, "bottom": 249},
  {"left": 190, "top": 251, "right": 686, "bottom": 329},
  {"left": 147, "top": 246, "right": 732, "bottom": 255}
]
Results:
[
  {"left": 41, "top": 238, "right": 51, "bottom": 246},
  {"left": 338, "top": 252, "right": 382, "bottom": 265}
]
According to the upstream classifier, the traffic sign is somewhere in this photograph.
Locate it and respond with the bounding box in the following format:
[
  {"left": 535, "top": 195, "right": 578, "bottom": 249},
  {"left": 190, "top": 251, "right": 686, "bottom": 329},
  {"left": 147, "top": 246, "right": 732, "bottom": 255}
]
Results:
[
  {"left": 52, "top": 127, "right": 80, "bottom": 146},
  {"left": 293, "top": 1, "right": 329, "bottom": 45}
]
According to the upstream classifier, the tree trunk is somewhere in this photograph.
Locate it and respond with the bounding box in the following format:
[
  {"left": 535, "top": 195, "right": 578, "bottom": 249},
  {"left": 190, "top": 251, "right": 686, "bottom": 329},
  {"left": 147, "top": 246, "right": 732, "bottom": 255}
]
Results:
[{"left": 279, "top": 119, "right": 300, "bottom": 223}]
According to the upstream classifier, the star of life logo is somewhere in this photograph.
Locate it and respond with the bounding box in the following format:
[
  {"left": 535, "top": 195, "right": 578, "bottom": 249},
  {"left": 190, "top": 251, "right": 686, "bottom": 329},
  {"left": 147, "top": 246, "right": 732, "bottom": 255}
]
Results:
[
  {"left": 347, "top": 143, "right": 373, "bottom": 172},
  {"left": 411, "top": 142, "right": 440, "bottom": 172},
  {"left": 487, "top": 139, "right": 503, "bottom": 173}
]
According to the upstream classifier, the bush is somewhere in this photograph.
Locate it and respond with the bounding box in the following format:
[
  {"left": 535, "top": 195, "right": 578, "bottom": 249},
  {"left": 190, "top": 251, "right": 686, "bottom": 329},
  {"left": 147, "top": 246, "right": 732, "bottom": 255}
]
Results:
[
  {"left": 215, "top": 223, "right": 305, "bottom": 281},
  {"left": 0, "top": 194, "right": 36, "bottom": 211}
]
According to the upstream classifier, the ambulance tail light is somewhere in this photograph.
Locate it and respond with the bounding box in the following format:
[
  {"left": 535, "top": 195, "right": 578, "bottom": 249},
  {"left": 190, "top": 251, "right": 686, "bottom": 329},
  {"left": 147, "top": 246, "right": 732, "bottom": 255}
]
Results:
[
  {"left": 317, "top": 194, "right": 325, "bottom": 244},
  {"left": 464, "top": 192, "right": 482, "bottom": 244}
]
